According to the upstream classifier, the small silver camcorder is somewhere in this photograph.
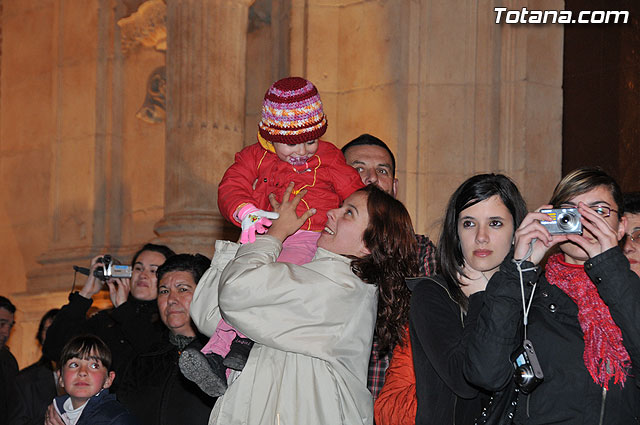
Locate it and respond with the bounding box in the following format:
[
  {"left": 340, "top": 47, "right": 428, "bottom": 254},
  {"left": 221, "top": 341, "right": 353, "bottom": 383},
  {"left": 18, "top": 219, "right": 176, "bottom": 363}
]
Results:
[
  {"left": 539, "top": 208, "right": 582, "bottom": 235},
  {"left": 94, "top": 255, "right": 132, "bottom": 280},
  {"left": 511, "top": 339, "right": 544, "bottom": 394}
]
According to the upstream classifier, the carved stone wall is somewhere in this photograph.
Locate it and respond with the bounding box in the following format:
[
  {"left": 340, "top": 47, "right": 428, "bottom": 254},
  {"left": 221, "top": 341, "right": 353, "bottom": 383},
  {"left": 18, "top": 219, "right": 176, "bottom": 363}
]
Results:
[
  {"left": 287, "top": 0, "right": 563, "bottom": 238},
  {"left": 0, "top": 0, "right": 166, "bottom": 366},
  {"left": 1, "top": 0, "right": 564, "bottom": 367}
]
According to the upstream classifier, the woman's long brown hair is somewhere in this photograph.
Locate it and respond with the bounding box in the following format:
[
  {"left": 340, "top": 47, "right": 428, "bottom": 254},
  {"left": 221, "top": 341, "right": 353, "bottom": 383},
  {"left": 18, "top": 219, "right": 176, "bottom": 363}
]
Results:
[{"left": 350, "top": 185, "right": 419, "bottom": 355}]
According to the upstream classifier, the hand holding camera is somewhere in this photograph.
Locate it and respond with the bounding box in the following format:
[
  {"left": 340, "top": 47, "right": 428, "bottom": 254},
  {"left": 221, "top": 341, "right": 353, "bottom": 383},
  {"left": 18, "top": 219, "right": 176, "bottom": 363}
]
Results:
[
  {"left": 513, "top": 205, "right": 570, "bottom": 265},
  {"left": 564, "top": 202, "right": 623, "bottom": 259},
  {"left": 105, "top": 275, "right": 131, "bottom": 308},
  {"left": 78, "top": 255, "right": 110, "bottom": 299}
]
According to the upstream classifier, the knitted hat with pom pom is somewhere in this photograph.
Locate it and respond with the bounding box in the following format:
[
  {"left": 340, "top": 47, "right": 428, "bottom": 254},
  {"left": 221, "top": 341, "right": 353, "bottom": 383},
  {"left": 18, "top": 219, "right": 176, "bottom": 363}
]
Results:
[{"left": 258, "top": 77, "right": 327, "bottom": 145}]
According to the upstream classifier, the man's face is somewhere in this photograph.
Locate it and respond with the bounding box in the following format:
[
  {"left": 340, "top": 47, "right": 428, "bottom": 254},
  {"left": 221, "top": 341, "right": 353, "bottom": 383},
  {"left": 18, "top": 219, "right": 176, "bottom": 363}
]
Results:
[
  {"left": 0, "top": 307, "right": 15, "bottom": 350},
  {"left": 344, "top": 145, "right": 398, "bottom": 197}
]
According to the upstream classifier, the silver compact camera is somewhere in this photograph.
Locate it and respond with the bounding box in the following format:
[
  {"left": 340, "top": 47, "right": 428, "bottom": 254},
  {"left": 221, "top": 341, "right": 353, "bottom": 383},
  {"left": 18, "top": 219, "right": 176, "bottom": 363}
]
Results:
[
  {"left": 511, "top": 339, "right": 544, "bottom": 394},
  {"left": 539, "top": 208, "right": 582, "bottom": 235},
  {"left": 94, "top": 255, "right": 132, "bottom": 280}
]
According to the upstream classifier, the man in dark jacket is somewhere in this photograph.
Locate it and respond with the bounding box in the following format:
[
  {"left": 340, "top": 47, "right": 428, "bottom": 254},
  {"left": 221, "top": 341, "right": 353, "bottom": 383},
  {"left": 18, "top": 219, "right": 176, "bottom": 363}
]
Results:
[{"left": 0, "top": 296, "right": 20, "bottom": 425}]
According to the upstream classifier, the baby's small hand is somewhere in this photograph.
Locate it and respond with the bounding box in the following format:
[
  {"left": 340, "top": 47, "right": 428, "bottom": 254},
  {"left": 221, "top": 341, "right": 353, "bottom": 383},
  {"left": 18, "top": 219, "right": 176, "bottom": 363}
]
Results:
[{"left": 237, "top": 205, "right": 279, "bottom": 244}]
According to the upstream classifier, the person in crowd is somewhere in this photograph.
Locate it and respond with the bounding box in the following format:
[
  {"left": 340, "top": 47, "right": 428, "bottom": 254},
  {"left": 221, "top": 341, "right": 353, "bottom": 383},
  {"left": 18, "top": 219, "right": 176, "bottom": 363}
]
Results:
[
  {"left": 342, "top": 134, "right": 437, "bottom": 400},
  {"left": 45, "top": 334, "right": 138, "bottom": 425},
  {"left": 14, "top": 309, "right": 61, "bottom": 425},
  {"left": 0, "top": 296, "right": 17, "bottom": 372},
  {"left": 465, "top": 167, "right": 640, "bottom": 424},
  {"left": 190, "top": 183, "right": 418, "bottom": 424},
  {"left": 0, "top": 296, "right": 19, "bottom": 424},
  {"left": 407, "top": 174, "right": 527, "bottom": 425},
  {"left": 43, "top": 243, "right": 175, "bottom": 386},
  {"left": 116, "top": 254, "right": 216, "bottom": 425},
  {"left": 342, "top": 133, "right": 398, "bottom": 197},
  {"left": 622, "top": 191, "right": 640, "bottom": 277},
  {"left": 181, "top": 76, "right": 364, "bottom": 397}
]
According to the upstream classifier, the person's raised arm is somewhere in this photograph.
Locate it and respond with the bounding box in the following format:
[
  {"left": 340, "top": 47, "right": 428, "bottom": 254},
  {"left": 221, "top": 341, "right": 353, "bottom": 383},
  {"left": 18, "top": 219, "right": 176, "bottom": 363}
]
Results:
[
  {"left": 217, "top": 185, "right": 374, "bottom": 359},
  {"left": 78, "top": 255, "right": 108, "bottom": 299},
  {"left": 512, "top": 205, "right": 567, "bottom": 265},
  {"left": 266, "top": 182, "right": 316, "bottom": 243},
  {"left": 191, "top": 183, "right": 315, "bottom": 339},
  {"left": 43, "top": 255, "right": 105, "bottom": 363},
  {"left": 190, "top": 240, "right": 240, "bottom": 338},
  {"left": 217, "top": 145, "right": 263, "bottom": 225}
]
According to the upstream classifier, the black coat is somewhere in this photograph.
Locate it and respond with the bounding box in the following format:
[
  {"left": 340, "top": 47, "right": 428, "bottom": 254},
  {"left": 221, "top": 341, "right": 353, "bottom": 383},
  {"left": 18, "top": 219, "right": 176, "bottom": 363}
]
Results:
[
  {"left": 409, "top": 275, "right": 488, "bottom": 425},
  {"left": 116, "top": 332, "right": 216, "bottom": 425},
  {"left": 14, "top": 358, "right": 57, "bottom": 425},
  {"left": 54, "top": 389, "right": 138, "bottom": 425},
  {"left": 0, "top": 347, "right": 20, "bottom": 424},
  {"left": 465, "top": 247, "right": 640, "bottom": 424},
  {"left": 43, "top": 292, "right": 165, "bottom": 388}
]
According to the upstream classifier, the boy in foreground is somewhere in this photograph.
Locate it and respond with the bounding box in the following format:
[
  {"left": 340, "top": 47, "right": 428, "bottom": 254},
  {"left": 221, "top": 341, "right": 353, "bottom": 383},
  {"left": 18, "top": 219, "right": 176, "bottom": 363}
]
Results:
[{"left": 45, "top": 335, "right": 138, "bottom": 425}]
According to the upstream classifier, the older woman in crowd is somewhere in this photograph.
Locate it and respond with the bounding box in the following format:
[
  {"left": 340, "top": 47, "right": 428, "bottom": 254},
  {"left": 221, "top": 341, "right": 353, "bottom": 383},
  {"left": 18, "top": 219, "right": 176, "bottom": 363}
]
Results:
[
  {"left": 116, "top": 253, "right": 217, "bottom": 425},
  {"left": 190, "top": 183, "right": 418, "bottom": 425}
]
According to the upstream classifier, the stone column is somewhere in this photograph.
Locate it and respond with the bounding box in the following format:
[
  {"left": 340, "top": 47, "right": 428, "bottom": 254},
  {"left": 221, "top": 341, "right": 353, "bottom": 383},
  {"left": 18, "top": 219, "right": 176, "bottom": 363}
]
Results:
[{"left": 154, "top": 0, "right": 255, "bottom": 255}]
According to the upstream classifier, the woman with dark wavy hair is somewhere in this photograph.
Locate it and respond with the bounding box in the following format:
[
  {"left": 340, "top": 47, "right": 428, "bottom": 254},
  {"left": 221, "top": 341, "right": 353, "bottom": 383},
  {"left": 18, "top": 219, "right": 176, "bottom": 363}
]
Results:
[
  {"left": 351, "top": 185, "right": 419, "bottom": 356},
  {"left": 190, "top": 183, "right": 418, "bottom": 425},
  {"left": 410, "top": 173, "right": 527, "bottom": 425}
]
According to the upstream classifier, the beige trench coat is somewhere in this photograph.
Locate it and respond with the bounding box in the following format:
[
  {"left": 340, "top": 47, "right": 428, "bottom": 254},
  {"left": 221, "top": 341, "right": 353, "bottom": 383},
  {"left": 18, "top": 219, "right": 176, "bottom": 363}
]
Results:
[{"left": 190, "top": 237, "right": 377, "bottom": 425}]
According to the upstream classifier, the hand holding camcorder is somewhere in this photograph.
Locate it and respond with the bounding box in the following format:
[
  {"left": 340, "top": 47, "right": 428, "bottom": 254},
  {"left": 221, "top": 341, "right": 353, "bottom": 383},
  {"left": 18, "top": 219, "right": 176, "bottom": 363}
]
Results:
[
  {"left": 93, "top": 255, "right": 132, "bottom": 280},
  {"left": 74, "top": 255, "right": 133, "bottom": 306}
]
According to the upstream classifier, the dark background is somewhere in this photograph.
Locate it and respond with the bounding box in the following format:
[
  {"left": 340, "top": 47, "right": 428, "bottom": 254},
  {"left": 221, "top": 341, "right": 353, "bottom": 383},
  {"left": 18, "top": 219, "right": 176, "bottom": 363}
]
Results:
[{"left": 563, "top": 0, "right": 640, "bottom": 192}]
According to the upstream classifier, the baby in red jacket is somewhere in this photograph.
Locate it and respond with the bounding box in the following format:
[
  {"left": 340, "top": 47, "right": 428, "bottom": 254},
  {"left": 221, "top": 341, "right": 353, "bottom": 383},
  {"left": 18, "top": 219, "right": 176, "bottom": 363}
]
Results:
[{"left": 179, "top": 77, "right": 363, "bottom": 398}]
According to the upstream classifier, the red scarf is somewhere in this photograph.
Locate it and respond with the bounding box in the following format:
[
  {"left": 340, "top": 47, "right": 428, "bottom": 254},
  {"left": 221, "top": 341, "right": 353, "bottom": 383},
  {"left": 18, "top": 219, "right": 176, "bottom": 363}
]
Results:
[{"left": 545, "top": 253, "right": 630, "bottom": 389}]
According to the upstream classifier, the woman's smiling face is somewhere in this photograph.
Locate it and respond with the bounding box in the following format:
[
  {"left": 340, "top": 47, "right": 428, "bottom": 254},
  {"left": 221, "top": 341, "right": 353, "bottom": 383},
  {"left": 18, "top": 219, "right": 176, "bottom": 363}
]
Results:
[{"left": 317, "top": 191, "right": 371, "bottom": 258}]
